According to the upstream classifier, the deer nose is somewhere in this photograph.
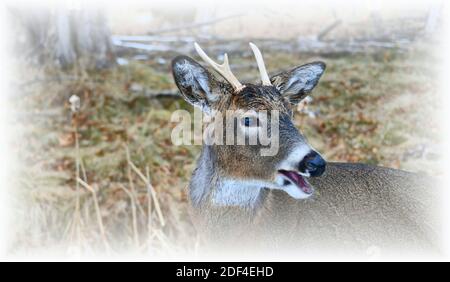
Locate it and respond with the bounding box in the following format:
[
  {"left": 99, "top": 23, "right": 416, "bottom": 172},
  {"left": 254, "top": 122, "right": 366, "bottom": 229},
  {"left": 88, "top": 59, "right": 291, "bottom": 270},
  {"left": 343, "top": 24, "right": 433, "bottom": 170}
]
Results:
[{"left": 299, "top": 151, "right": 326, "bottom": 177}]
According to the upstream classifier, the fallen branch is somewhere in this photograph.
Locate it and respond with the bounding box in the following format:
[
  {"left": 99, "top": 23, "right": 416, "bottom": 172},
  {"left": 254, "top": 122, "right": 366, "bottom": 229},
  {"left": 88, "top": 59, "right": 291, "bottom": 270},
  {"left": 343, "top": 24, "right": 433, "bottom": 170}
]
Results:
[
  {"left": 147, "top": 14, "right": 245, "bottom": 35},
  {"left": 317, "top": 19, "right": 342, "bottom": 41},
  {"left": 145, "top": 90, "right": 181, "bottom": 99},
  {"left": 112, "top": 35, "right": 196, "bottom": 43},
  {"left": 112, "top": 40, "right": 172, "bottom": 52}
]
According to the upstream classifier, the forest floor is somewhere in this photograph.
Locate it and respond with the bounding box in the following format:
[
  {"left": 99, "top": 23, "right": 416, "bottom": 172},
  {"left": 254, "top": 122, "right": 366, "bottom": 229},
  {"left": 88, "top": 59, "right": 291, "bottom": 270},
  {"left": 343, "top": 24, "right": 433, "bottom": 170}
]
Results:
[{"left": 8, "top": 40, "right": 444, "bottom": 257}]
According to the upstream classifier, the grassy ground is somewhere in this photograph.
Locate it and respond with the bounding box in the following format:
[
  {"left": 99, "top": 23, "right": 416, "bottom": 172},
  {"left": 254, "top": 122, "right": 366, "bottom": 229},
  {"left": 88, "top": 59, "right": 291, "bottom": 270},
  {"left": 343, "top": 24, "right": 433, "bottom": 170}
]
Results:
[{"left": 9, "top": 41, "right": 443, "bottom": 256}]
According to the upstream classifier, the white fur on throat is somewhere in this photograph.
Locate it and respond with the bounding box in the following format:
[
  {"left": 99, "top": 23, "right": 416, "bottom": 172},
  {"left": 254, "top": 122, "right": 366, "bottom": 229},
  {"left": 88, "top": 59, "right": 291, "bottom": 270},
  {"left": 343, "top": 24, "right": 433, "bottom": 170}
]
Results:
[
  {"left": 192, "top": 145, "right": 317, "bottom": 208},
  {"left": 212, "top": 179, "right": 263, "bottom": 207}
]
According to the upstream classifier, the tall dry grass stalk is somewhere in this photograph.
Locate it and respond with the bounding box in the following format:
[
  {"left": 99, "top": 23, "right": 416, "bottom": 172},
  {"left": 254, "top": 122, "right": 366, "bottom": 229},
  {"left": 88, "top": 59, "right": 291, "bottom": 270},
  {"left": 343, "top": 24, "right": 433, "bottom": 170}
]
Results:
[
  {"left": 145, "top": 166, "right": 153, "bottom": 250},
  {"left": 69, "top": 95, "right": 83, "bottom": 251},
  {"left": 119, "top": 183, "right": 139, "bottom": 248},
  {"left": 69, "top": 94, "right": 111, "bottom": 253},
  {"left": 126, "top": 152, "right": 165, "bottom": 227},
  {"left": 65, "top": 97, "right": 175, "bottom": 254},
  {"left": 124, "top": 145, "right": 147, "bottom": 220},
  {"left": 77, "top": 178, "right": 110, "bottom": 251}
]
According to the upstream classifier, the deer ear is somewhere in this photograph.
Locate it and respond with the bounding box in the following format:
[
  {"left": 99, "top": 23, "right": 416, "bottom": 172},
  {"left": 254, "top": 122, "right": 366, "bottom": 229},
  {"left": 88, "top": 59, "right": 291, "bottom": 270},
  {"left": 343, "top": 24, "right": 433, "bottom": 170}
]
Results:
[
  {"left": 172, "top": 56, "right": 225, "bottom": 112},
  {"left": 270, "top": 62, "right": 325, "bottom": 104}
]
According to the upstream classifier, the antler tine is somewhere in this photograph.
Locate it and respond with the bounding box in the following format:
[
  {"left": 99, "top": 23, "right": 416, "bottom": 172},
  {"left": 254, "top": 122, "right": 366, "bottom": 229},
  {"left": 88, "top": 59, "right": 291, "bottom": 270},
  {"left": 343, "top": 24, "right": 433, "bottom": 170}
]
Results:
[
  {"left": 249, "top": 42, "right": 272, "bottom": 86},
  {"left": 194, "top": 42, "right": 244, "bottom": 91}
]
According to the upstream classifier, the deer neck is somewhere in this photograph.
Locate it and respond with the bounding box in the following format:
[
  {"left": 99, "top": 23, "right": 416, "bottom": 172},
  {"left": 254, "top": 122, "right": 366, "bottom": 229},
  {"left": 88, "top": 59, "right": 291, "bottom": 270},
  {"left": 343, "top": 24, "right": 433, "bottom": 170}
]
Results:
[{"left": 190, "top": 145, "right": 267, "bottom": 209}]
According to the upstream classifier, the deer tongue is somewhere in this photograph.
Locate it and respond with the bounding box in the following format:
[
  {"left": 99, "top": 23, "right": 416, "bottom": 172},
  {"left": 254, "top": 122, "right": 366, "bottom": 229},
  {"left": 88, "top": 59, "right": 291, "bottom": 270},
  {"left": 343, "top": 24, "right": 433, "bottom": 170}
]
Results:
[{"left": 279, "top": 170, "right": 313, "bottom": 194}]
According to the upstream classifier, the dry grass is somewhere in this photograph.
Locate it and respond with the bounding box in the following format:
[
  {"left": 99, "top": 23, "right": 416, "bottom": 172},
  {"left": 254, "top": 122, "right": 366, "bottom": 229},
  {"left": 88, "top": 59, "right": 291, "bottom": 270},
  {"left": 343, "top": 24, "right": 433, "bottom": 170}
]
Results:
[{"left": 8, "top": 40, "right": 443, "bottom": 256}]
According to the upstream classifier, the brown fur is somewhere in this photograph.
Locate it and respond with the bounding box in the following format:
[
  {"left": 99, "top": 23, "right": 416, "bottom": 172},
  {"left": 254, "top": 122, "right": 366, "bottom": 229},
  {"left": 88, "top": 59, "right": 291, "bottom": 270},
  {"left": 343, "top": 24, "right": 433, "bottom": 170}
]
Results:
[
  {"left": 172, "top": 54, "right": 441, "bottom": 258},
  {"left": 190, "top": 162, "right": 442, "bottom": 256}
]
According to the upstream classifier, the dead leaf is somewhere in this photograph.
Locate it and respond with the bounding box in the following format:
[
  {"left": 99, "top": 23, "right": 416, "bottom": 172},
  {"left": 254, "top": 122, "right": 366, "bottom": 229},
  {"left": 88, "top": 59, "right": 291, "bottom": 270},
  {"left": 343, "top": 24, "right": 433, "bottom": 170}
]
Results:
[{"left": 58, "top": 132, "right": 75, "bottom": 147}]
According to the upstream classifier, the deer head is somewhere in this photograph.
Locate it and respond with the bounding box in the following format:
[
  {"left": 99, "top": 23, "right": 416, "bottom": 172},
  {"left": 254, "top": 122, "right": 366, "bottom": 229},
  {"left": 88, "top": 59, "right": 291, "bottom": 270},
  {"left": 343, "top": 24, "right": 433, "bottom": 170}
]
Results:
[{"left": 172, "top": 43, "right": 326, "bottom": 200}]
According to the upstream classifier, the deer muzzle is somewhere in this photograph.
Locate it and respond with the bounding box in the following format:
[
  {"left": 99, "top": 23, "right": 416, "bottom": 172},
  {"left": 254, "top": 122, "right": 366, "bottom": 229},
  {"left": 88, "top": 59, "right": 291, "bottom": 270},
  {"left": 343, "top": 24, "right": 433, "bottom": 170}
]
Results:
[{"left": 299, "top": 151, "right": 326, "bottom": 177}]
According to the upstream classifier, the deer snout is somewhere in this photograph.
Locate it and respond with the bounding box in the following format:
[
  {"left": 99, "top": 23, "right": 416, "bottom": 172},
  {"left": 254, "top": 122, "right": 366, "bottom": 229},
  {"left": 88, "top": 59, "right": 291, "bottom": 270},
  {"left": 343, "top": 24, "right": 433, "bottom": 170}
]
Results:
[{"left": 299, "top": 151, "right": 326, "bottom": 177}]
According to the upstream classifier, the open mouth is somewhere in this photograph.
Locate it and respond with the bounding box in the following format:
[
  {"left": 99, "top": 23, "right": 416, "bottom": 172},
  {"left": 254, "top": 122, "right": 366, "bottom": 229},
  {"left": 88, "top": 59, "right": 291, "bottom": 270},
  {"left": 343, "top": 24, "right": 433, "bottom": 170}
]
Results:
[{"left": 278, "top": 170, "right": 313, "bottom": 195}]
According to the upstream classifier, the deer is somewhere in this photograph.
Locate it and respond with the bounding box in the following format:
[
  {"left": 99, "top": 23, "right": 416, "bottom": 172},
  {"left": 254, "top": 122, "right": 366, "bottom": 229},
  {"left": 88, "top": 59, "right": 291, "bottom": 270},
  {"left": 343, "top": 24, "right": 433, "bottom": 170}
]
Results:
[{"left": 171, "top": 43, "right": 442, "bottom": 258}]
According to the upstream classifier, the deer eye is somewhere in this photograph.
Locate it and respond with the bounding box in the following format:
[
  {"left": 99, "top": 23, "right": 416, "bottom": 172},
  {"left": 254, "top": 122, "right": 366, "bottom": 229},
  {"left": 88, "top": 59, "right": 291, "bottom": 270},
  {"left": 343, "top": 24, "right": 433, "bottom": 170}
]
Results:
[{"left": 242, "top": 116, "right": 258, "bottom": 127}]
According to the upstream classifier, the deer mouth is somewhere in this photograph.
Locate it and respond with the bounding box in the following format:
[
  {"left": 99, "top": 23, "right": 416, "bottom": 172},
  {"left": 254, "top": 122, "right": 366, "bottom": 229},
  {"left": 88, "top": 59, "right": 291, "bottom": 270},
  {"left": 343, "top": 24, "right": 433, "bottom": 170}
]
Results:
[{"left": 278, "top": 170, "right": 313, "bottom": 195}]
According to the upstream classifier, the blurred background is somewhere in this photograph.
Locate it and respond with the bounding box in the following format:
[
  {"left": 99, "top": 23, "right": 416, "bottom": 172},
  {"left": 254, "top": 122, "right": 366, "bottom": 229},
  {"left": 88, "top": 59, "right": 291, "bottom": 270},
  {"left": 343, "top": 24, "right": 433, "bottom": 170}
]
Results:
[{"left": 5, "top": 0, "right": 446, "bottom": 257}]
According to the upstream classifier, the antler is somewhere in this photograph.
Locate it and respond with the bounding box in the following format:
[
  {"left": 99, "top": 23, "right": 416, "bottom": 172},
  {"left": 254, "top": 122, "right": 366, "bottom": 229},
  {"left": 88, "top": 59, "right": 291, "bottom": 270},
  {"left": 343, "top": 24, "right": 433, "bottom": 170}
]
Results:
[
  {"left": 249, "top": 42, "right": 272, "bottom": 86},
  {"left": 194, "top": 42, "right": 244, "bottom": 92}
]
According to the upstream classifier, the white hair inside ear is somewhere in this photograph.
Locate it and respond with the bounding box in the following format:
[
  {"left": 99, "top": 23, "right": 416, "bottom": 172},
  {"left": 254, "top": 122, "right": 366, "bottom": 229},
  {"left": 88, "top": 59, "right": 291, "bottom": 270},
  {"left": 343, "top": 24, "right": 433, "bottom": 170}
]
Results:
[
  {"left": 285, "top": 63, "right": 325, "bottom": 94},
  {"left": 172, "top": 57, "right": 222, "bottom": 112}
]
